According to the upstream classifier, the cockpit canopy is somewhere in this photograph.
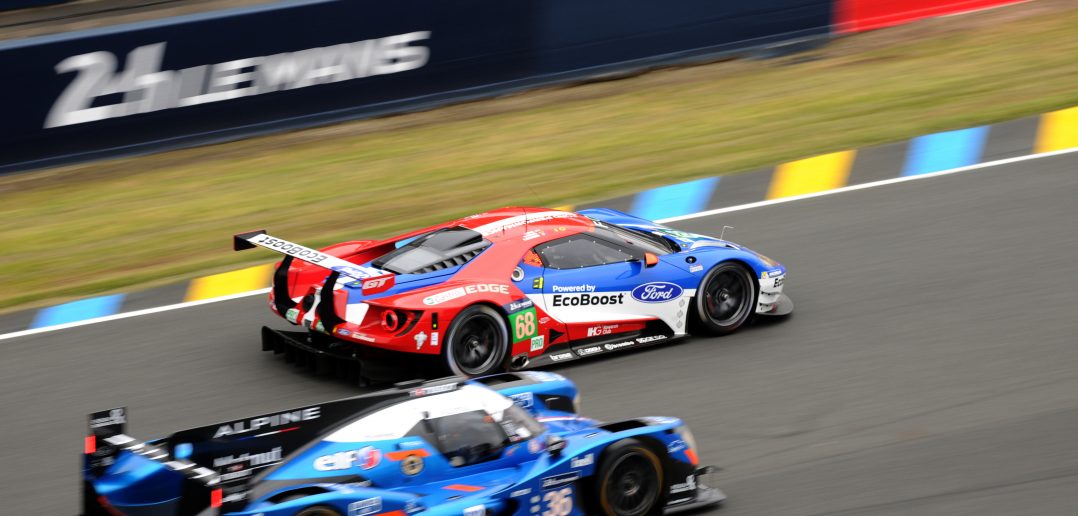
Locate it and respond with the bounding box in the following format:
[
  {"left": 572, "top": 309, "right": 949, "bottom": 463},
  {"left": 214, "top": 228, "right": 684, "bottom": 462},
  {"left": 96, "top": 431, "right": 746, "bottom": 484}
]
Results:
[{"left": 325, "top": 384, "right": 545, "bottom": 467}]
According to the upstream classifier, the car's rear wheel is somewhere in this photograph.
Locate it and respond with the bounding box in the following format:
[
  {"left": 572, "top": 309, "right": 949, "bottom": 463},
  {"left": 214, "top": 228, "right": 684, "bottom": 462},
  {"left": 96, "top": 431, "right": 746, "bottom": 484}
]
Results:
[
  {"left": 594, "top": 439, "right": 665, "bottom": 516},
  {"left": 694, "top": 262, "right": 757, "bottom": 335},
  {"left": 444, "top": 305, "right": 508, "bottom": 376},
  {"left": 295, "top": 506, "right": 342, "bottom": 516}
]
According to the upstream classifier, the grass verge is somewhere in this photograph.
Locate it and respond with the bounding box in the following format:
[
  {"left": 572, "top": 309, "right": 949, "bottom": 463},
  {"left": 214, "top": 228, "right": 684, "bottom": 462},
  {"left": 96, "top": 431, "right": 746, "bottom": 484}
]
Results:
[{"left": 3, "top": 0, "right": 1078, "bottom": 311}]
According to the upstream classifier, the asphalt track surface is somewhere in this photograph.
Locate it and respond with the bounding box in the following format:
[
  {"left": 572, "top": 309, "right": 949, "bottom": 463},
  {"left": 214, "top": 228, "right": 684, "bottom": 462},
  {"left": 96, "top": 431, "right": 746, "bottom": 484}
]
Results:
[{"left": 4, "top": 153, "right": 1078, "bottom": 515}]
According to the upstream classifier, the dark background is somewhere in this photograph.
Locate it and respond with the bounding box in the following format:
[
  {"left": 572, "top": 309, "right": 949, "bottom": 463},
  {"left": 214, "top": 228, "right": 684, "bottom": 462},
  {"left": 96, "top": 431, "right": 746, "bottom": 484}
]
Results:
[{"left": 0, "top": 0, "right": 831, "bottom": 172}]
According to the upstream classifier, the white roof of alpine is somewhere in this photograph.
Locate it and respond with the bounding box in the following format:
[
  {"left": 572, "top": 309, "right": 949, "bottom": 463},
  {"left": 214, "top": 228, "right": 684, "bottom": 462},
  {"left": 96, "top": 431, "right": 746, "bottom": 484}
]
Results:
[{"left": 324, "top": 384, "right": 513, "bottom": 443}]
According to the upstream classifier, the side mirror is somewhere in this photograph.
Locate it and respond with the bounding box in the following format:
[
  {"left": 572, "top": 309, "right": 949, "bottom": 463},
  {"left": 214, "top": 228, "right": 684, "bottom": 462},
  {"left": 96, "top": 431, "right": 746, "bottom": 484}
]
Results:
[
  {"left": 546, "top": 434, "right": 567, "bottom": 457},
  {"left": 644, "top": 252, "right": 659, "bottom": 268}
]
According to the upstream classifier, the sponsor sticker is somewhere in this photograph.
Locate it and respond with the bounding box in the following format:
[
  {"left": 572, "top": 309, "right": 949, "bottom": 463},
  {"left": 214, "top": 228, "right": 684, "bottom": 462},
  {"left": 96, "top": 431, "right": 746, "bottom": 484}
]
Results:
[
  {"left": 314, "top": 447, "right": 380, "bottom": 471},
  {"left": 631, "top": 282, "right": 684, "bottom": 303},
  {"left": 430, "top": 331, "right": 439, "bottom": 347},
  {"left": 570, "top": 453, "right": 594, "bottom": 468},
  {"left": 603, "top": 340, "right": 634, "bottom": 351},
  {"left": 213, "top": 407, "right": 320, "bottom": 438},
  {"left": 689, "top": 264, "right": 704, "bottom": 273},
  {"left": 550, "top": 284, "right": 596, "bottom": 293},
  {"left": 89, "top": 408, "right": 126, "bottom": 429},
  {"left": 542, "top": 471, "right": 581, "bottom": 489},
  {"left": 506, "top": 299, "right": 535, "bottom": 313},
  {"left": 410, "top": 383, "right": 457, "bottom": 396},
  {"left": 414, "top": 331, "right": 428, "bottom": 350},
  {"left": 576, "top": 346, "right": 602, "bottom": 356},
  {"left": 463, "top": 505, "right": 486, "bottom": 516},
  {"left": 549, "top": 352, "right": 573, "bottom": 362},
  {"left": 423, "top": 284, "right": 510, "bottom": 305},
  {"left": 361, "top": 275, "right": 394, "bottom": 295},
  {"left": 348, "top": 497, "right": 382, "bottom": 516},
  {"left": 214, "top": 446, "right": 282, "bottom": 469},
  {"left": 509, "top": 392, "right": 534, "bottom": 409},
  {"left": 552, "top": 293, "right": 625, "bottom": 307},
  {"left": 530, "top": 335, "right": 545, "bottom": 352},
  {"left": 636, "top": 335, "right": 667, "bottom": 344},
  {"left": 670, "top": 475, "right": 697, "bottom": 494},
  {"left": 586, "top": 324, "right": 618, "bottom": 337},
  {"left": 667, "top": 439, "right": 687, "bottom": 453},
  {"left": 285, "top": 308, "right": 300, "bottom": 324}
]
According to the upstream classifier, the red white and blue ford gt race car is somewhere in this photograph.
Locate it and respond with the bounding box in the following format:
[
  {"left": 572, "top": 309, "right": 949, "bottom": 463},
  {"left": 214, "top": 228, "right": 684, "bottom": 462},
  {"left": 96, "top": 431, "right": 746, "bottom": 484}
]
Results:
[{"left": 234, "top": 207, "right": 791, "bottom": 379}]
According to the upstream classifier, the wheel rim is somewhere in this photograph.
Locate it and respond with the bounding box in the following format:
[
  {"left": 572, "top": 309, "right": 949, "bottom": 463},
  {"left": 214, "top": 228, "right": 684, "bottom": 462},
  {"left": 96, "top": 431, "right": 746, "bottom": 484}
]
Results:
[
  {"left": 452, "top": 314, "right": 501, "bottom": 375},
  {"left": 703, "top": 268, "right": 751, "bottom": 326},
  {"left": 605, "top": 453, "right": 659, "bottom": 515}
]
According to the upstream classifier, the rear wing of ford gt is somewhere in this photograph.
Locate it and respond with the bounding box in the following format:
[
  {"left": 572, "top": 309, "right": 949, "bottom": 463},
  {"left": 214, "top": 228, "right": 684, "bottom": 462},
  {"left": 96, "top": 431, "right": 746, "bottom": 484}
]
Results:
[
  {"left": 233, "top": 230, "right": 396, "bottom": 319},
  {"left": 233, "top": 229, "right": 390, "bottom": 284}
]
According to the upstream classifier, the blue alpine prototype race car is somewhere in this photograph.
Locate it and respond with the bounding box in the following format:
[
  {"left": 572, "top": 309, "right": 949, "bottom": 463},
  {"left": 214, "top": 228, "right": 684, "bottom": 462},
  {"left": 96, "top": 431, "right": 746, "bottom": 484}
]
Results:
[{"left": 83, "top": 373, "right": 724, "bottom": 515}]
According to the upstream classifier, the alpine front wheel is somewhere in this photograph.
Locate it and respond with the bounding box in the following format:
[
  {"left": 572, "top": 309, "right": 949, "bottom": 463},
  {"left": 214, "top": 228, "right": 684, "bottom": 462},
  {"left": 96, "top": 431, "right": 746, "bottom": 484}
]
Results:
[{"left": 595, "top": 439, "right": 664, "bottom": 516}]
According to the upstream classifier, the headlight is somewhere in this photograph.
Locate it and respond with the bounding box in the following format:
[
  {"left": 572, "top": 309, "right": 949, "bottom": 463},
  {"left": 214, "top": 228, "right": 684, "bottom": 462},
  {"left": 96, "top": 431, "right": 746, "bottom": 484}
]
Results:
[
  {"left": 675, "top": 426, "right": 698, "bottom": 452},
  {"left": 674, "top": 426, "right": 699, "bottom": 465},
  {"left": 755, "top": 252, "right": 779, "bottom": 268}
]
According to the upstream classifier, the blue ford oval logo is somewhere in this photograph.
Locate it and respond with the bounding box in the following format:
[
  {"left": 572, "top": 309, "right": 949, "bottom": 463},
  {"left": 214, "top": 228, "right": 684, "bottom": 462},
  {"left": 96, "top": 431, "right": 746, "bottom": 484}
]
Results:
[{"left": 631, "top": 282, "right": 683, "bottom": 303}]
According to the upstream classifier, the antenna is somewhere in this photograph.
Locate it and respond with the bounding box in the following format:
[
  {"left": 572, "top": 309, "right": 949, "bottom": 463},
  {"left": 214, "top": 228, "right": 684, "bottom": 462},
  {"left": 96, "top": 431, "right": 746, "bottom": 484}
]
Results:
[
  {"left": 720, "top": 225, "right": 734, "bottom": 240},
  {"left": 520, "top": 183, "right": 545, "bottom": 235},
  {"left": 522, "top": 182, "right": 543, "bottom": 208}
]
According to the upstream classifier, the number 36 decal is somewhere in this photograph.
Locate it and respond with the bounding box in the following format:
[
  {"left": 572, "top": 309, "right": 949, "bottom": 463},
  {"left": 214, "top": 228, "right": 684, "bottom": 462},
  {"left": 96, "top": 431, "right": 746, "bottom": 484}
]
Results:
[{"left": 543, "top": 487, "right": 573, "bottom": 516}]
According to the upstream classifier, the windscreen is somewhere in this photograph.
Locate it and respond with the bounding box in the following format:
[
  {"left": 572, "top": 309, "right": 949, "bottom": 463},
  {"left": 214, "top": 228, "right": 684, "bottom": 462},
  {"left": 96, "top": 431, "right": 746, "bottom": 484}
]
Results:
[{"left": 592, "top": 220, "right": 677, "bottom": 254}]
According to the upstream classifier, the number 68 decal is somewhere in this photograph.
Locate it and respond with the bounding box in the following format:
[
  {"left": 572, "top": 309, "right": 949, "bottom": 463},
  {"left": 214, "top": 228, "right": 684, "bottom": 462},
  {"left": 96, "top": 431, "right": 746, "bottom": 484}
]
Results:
[{"left": 542, "top": 487, "right": 573, "bottom": 516}]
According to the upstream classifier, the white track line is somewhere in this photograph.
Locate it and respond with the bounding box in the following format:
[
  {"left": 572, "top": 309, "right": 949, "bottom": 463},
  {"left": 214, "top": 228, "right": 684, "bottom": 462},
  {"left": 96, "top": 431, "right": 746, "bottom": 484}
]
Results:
[
  {"left": 2, "top": 146, "right": 1076, "bottom": 342},
  {"left": 0, "top": 289, "right": 269, "bottom": 342}
]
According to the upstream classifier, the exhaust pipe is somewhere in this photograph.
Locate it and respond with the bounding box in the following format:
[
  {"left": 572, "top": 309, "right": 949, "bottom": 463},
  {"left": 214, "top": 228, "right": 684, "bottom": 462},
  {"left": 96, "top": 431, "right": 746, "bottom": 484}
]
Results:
[{"left": 510, "top": 354, "right": 529, "bottom": 370}]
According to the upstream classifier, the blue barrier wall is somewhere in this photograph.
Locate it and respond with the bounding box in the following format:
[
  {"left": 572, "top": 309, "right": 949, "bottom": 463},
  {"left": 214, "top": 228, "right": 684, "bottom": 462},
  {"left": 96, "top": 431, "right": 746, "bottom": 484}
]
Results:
[
  {"left": 0, "top": 0, "right": 831, "bottom": 173},
  {"left": 1, "top": 0, "right": 68, "bottom": 10}
]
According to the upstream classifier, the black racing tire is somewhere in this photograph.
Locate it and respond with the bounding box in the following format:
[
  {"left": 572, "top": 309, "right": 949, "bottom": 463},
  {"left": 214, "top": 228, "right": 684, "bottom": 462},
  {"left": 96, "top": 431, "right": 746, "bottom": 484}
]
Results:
[
  {"left": 295, "top": 506, "right": 342, "bottom": 516},
  {"left": 444, "top": 305, "right": 509, "bottom": 377},
  {"left": 593, "top": 439, "right": 665, "bottom": 516},
  {"left": 693, "top": 262, "right": 758, "bottom": 335}
]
